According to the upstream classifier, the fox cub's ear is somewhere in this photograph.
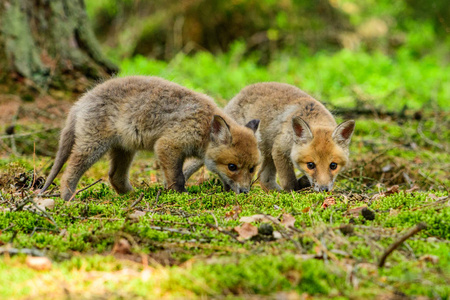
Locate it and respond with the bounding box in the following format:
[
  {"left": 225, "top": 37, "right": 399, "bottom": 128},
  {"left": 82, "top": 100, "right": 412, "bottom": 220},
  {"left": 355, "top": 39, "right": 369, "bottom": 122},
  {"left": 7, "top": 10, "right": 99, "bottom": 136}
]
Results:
[
  {"left": 211, "top": 115, "right": 232, "bottom": 145},
  {"left": 292, "top": 116, "right": 313, "bottom": 144},
  {"left": 245, "top": 119, "right": 260, "bottom": 133},
  {"left": 332, "top": 120, "right": 355, "bottom": 147}
]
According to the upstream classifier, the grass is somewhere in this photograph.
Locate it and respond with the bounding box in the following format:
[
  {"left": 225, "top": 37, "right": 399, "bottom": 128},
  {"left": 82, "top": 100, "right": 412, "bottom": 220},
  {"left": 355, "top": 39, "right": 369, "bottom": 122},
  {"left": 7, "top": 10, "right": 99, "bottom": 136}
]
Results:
[{"left": 1, "top": 47, "right": 449, "bottom": 298}]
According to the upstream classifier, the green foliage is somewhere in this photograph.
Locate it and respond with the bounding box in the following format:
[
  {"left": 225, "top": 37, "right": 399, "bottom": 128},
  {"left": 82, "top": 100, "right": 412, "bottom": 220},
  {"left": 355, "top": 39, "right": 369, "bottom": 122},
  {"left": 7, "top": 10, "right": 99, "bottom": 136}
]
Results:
[{"left": 120, "top": 46, "right": 450, "bottom": 111}]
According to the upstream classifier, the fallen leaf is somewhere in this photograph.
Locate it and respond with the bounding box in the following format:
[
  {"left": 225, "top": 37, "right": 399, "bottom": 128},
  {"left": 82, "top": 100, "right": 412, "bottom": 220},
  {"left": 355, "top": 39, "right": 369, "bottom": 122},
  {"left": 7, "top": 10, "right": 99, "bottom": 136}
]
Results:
[
  {"left": 345, "top": 206, "right": 367, "bottom": 217},
  {"left": 225, "top": 205, "right": 242, "bottom": 221},
  {"left": 321, "top": 197, "right": 336, "bottom": 209},
  {"left": 233, "top": 223, "right": 258, "bottom": 240},
  {"left": 240, "top": 214, "right": 279, "bottom": 224},
  {"left": 129, "top": 210, "right": 146, "bottom": 220},
  {"left": 112, "top": 238, "right": 132, "bottom": 255},
  {"left": 273, "top": 231, "right": 282, "bottom": 239},
  {"left": 281, "top": 213, "right": 296, "bottom": 228},
  {"left": 405, "top": 185, "right": 419, "bottom": 193},
  {"left": 35, "top": 198, "right": 55, "bottom": 210},
  {"left": 385, "top": 185, "right": 400, "bottom": 196},
  {"left": 150, "top": 173, "right": 158, "bottom": 183},
  {"left": 26, "top": 256, "right": 52, "bottom": 271},
  {"left": 419, "top": 254, "right": 439, "bottom": 264}
]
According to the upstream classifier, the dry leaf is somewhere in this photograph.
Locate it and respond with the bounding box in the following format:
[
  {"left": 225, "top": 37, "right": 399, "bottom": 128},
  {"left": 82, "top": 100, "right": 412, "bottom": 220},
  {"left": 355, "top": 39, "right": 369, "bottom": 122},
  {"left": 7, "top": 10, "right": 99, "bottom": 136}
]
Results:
[
  {"left": 35, "top": 198, "right": 55, "bottom": 210},
  {"left": 321, "top": 197, "right": 336, "bottom": 209},
  {"left": 345, "top": 206, "right": 367, "bottom": 217},
  {"left": 26, "top": 256, "right": 52, "bottom": 271},
  {"left": 233, "top": 223, "right": 258, "bottom": 240},
  {"left": 405, "top": 185, "right": 419, "bottom": 193},
  {"left": 129, "top": 210, "right": 146, "bottom": 220},
  {"left": 225, "top": 205, "right": 242, "bottom": 221},
  {"left": 239, "top": 214, "right": 279, "bottom": 224},
  {"left": 385, "top": 185, "right": 400, "bottom": 196},
  {"left": 281, "top": 213, "right": 296, "bottom": 228},
  {"left": 273, "top": 231, "right": 282, "bottom": 239},
  {"left": 419, "top": 254, "right": 439, "bottom": 264},
  {"left": 112, "top": 238, "right": 132, "bottom": 255},
  {"left": 302, "top": 207, "right": 310, "bottom": 213}
]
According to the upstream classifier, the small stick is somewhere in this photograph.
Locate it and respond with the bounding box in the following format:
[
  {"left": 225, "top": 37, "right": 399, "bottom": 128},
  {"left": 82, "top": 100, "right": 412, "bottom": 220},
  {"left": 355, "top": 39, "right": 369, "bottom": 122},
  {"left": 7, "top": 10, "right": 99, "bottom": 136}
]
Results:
[
  {"left": 75, "top": 179, "right": 103, "bottom": 195},
  {"left": 205, "top": 223, "right": 244, "bottom": 244},
  {"left": 127, "top": 193, "right": 145, "bottom": 211},
  {"left": 153, "top": 189, "right": 161, "bottom": 207},
  {"left": 378, "top": 222, "right": 427, "bottom": 268}
]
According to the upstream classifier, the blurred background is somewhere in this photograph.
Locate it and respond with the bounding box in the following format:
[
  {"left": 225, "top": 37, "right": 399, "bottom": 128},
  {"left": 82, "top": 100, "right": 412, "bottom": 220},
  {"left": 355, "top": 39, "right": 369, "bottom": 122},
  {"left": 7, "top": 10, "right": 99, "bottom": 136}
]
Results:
[{"left": 85, "top": 0, "right": 450, "bottom": 110}]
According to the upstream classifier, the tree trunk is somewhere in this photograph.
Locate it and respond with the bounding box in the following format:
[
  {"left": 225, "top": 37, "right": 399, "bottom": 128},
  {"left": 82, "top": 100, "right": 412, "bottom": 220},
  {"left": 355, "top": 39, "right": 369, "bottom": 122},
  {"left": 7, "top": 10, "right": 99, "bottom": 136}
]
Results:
[{"left": 0, "top": 0, "right": 118, "bottom": 93}]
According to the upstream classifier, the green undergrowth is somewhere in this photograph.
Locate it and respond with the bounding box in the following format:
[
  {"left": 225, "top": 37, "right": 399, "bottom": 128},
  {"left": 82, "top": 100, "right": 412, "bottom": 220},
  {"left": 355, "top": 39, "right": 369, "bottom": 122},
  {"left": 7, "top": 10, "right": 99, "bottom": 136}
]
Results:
[{"left": 120, "top": 44, "right": 450, "bottom": 111}]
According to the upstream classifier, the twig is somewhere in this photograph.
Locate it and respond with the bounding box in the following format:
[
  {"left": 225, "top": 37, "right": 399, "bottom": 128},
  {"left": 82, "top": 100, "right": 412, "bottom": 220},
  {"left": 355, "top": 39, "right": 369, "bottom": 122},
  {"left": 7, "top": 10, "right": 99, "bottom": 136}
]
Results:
[
  {"left": 126, "top": 193, "right": 145, "bottom": 211},
  {"left": 378, "top": 222, "right": 427, "bottom": 268},
  {"left": 205, "top": 223, "right": 244, "bottom": 244},
  {"left": 149, "top": 226, "right": 193, "bottom": 235},
  {"left": 13, "top": 194, "right": 60, "bottom": 231},
  {"left": 0, "top": 128, "right": 58, "bottom": 140},
  {"left": 417, "top": 121, "right": 445, "bottom": 150},
  {"left": 153, "top": 189, "right": 161, "bottom": 207},
  {"left": 0, "top": 246, "right": 45, "bottom": 257},
  {"left": 411, "top": 196, "right": 449, "bottom": 211},
  {"left": 210, "top": 212, "right": 219, "bottom": 227},
  {"left": 75, "top": 179, "right": 103, "bottom": 195}
]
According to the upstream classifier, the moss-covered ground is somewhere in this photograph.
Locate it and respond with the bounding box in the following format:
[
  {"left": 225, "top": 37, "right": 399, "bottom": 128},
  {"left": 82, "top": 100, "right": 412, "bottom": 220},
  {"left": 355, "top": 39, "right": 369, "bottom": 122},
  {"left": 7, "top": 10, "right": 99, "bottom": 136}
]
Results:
[{"left": 0, "top": 50, "right": 449, "bottom": 299}]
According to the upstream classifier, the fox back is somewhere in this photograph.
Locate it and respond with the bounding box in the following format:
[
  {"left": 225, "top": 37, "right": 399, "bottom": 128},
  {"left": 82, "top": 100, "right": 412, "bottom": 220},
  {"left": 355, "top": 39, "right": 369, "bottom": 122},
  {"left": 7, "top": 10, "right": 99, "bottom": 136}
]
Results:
[
  {"left": 41, "top": 76, "right": 260, "bottom": 200},
  {"left": 225, "top": 82, "right": 355, "bottom": 192}
]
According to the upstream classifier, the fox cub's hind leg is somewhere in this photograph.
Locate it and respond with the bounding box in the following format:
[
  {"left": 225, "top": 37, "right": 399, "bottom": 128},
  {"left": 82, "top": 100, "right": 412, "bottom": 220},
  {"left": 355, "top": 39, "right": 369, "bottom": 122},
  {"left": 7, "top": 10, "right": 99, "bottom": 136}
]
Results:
[
  {"left": 61, "top": 142, "right": 111, "bottom": 201},
  {"left": 109, "top": 147, "right": 136, "bottom": 194},
  {"left": 155, "top": 138, "right": 187, "bottom": 193}
]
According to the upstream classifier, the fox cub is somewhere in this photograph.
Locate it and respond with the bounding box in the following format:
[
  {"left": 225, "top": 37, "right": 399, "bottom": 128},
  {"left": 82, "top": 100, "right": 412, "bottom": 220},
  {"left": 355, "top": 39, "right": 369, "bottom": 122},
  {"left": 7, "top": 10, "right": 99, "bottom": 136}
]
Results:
[
  {"left": 40, "top": 76, "right": 260, "bottom": 200},
  {"left": 225, "top": 82, "right": 355, "bottom": 192}
]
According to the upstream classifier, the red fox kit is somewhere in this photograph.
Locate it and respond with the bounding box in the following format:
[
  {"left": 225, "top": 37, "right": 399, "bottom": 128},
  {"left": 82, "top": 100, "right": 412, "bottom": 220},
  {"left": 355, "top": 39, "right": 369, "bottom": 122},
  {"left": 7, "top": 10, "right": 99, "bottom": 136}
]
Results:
[
  {"left": 40, "top": 76, "right": 260, "bottom": 200},
  {"left": 225, "top": 82, "right": 355, "bottom": 192}
]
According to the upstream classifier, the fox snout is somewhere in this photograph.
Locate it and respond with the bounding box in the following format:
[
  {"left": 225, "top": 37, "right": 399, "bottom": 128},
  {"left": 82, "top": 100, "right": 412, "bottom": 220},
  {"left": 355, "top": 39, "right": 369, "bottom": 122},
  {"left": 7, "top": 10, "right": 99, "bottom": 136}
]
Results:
[
  {"left": 237, "top": 186, "right": 250, "bottom": 194},
  {"left": 314, "top": 184, "right": 332, "bottom": 193}
]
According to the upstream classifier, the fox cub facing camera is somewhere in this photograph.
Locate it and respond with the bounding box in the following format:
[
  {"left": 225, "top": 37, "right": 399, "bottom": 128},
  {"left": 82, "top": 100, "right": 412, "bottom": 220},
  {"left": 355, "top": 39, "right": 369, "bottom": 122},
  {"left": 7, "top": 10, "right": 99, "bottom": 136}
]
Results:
[
  {"left": 225, "top": 82, "right": 355, "bottom": 192},
  {"left": 40, "top": 76, "right": 260, "bottom": 200}
]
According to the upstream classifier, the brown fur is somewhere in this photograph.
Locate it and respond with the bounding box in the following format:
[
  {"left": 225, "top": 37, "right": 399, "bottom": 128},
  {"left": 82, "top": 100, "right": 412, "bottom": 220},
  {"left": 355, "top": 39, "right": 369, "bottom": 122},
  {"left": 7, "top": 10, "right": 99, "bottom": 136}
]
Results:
[
  {"left": 40, "top": 76, "right": 260, "bottom": 200},
  {"left": 225, "top": 82, "right": 355, "bottom": 192}
]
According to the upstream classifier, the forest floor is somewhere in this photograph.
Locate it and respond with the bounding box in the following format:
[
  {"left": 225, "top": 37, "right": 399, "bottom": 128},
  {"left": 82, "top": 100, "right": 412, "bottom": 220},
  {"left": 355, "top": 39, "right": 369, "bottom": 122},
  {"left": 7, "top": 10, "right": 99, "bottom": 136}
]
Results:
[{"left": 0, "top": 52, "right": 449, "bottom": 299}]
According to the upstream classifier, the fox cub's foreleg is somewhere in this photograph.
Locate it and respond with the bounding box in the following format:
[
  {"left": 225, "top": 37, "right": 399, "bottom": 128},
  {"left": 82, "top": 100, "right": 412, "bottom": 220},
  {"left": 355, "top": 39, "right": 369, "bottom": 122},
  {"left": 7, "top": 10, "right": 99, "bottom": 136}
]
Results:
[
  {"left": 155, "top": 137, "right": 187, "bottom": 193},
  {"left": 272, "top": 148, "right": 299, "bottom": 192},
  {"left": 258, "top": 155, "right": 281, "bottom": 191}
]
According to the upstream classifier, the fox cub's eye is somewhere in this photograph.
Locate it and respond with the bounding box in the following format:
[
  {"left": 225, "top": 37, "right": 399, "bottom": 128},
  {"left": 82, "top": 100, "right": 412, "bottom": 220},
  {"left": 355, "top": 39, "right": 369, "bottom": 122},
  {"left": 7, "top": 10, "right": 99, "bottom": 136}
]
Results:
[
  {"left": 228, "top": 164, "right": 238, "bottom": 171},
  {"left": 306, "top": 162, "right": 316, "bottom": 170},
  {"left": 330, "top": 163, "right": 338, "bottom": 170},
  {"left": 249, "top": 167, "right": 255, "bottom": 173}
]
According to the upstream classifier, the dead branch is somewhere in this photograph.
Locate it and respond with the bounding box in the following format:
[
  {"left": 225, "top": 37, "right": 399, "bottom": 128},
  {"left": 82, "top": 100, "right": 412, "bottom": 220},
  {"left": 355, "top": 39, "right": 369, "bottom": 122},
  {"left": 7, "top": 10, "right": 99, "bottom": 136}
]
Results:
[
  {"left": 126, "top": 192, "right": 145, "bottom": 212},
  {"left": 205, "top": 223, "right": 244, "bottom": 244},
  {"left": 378, "top": 222, "right": 427, "bottom": 268}
]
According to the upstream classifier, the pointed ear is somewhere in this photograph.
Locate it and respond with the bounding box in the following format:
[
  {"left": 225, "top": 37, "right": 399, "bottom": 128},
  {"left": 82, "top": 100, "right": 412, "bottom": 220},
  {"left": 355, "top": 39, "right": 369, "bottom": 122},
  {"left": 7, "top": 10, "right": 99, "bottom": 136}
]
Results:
[
  {"left": 332, "top": 120, "right": 355, "bottom": 147},
  {"left": 245, "top": 119, "right": 260, "bottom": 133},
  {"left": 211, "top": 115, "right": 232, "bottom": 145},
  {"left": 292, "top": 116, "right": 313, "bottom": 144}
]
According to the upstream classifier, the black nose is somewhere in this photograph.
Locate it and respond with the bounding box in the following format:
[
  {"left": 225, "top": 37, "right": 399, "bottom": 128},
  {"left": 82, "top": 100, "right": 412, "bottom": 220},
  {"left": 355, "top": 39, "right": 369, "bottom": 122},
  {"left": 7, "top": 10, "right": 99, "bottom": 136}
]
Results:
[
  {"left": 319, "top": 186, "right": 329, "bottom": 192},
  {"left": 238, "top": 188, "right": 249, "bottom": 194}
]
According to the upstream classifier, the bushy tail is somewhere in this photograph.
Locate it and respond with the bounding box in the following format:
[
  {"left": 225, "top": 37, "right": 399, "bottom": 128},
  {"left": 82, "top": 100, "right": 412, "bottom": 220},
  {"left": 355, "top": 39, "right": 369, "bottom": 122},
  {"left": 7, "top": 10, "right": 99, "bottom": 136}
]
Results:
[{"left": 40, "top": 111, "right": 76, "bottom": 193}]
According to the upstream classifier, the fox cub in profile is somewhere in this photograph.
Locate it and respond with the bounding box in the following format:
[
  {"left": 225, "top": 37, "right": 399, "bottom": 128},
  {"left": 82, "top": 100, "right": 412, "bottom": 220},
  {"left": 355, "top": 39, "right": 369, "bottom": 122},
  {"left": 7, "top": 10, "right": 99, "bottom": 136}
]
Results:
[
  {"left": 225, "top": 82, "right": 355, "bottom": 192},
  {"left": 40, "top": 76, "right": 260, "bottom": 201}
]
